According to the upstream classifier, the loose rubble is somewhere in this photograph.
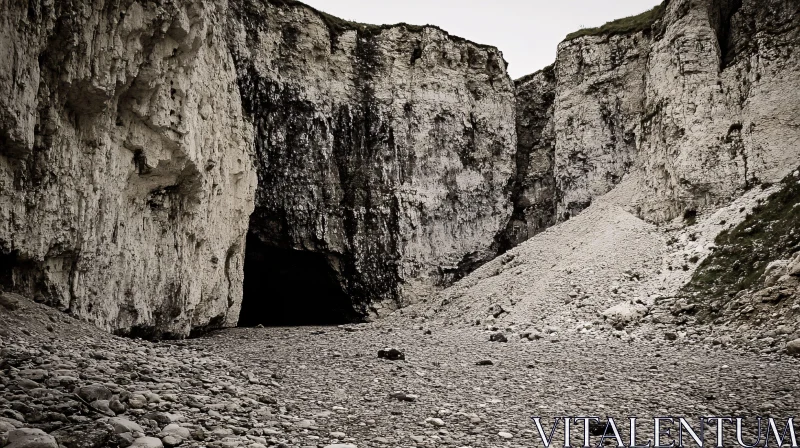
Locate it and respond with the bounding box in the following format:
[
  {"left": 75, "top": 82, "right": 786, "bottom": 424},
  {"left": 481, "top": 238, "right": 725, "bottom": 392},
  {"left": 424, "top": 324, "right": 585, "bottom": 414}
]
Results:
[{"left": 2, "top": 294, "right": 800, "bottom": 448}]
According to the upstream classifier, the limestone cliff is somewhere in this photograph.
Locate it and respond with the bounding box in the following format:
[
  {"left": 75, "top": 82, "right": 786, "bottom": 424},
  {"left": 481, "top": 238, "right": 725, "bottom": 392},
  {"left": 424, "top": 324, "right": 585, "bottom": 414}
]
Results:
[
  {"left": 0, "top": 0, "right": 256, "bottom": 337},
  {"left": 228, "top": 0, "right": 516, "bottom": 317},
  {"left": 510, "top": 0, "right": 800, "bottom": 237},
  {"left": 499, "top": 66, "right": 556, "bottom": 249},
  {"left": 0, "top": 0, "right": 516, "bottom": 333}
]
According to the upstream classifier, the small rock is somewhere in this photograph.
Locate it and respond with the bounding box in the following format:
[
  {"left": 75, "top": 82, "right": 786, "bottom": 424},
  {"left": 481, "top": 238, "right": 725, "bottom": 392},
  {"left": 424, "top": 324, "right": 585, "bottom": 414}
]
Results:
[
  {"left": 115, "top": 433, "right": 135, "bottom": 448},
  {"left": 108, "top": 417, "right": 144, "bottom": 435},
  {"left": 664, "top": 332, "right": 678, "bottom": 341},
  {"left": 130, "top": 437, "right": 164, "bottom": 448},
  {"left": 52, "top": 421, "right": 115, "bottom": 448},
  {"left": 5, "top": 428, "right": 58, "bottom": 448},
  {"left": 377, "top": 348, "right": 405, "bottom": 361},
  {"left": 109, "top": 400, "right": 127, "bottom": 415},
  {"left": 127, "top": 394, "right": 147, "bottom": 409},
  {"left": 91, "top": 400, "right": 115, "bottom": 416},
  {"left": 0, "top": 292, "right": 22, "bottom": 311},
  {"left": 160, "top": 435, "right": 182, "bottom": 447},
  {"left": 786, "top": 338, "right": 800, "bottom": 356},
  {"left": 475, "top": 360, "right": 493, "bottom": 366},
  {"left": 160, "top": 424, "right": 190, "bottom": 439},
  {"left": 425, "top": 418, "right": 445, "bottom": 427},
  {"left": 389, "top": 392, "right": 417, "bottom": 402},
  {"left": 76, "top": 385, "right": 112, "bottom": 403},
  {"left": 498, "top": 431, "right": 513, "bottom": 439},
  {"left": 489, "top": 332, "right": 507, "bottom": 343}
]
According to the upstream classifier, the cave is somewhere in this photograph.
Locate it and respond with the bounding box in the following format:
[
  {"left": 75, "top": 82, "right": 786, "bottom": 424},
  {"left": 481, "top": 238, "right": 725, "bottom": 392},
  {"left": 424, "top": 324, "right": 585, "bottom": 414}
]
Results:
[{"left": 239, "top": 233, "right": 359, "bottom": 327}]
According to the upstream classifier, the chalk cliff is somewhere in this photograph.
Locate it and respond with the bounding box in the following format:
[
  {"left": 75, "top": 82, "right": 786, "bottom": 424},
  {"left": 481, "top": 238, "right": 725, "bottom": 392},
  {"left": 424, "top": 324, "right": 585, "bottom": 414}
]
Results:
[
  {"left": 0, "top": 0, "right": 515, "bottom": 334},
  {"left": 0, "top": 0, "right": 256, "bottom": 337},
  {"left": 510, "top": 0, "right": 800, "bottom": 235},
  {"left": 229, "top": 0, "right": 515, "bottom": 316}
]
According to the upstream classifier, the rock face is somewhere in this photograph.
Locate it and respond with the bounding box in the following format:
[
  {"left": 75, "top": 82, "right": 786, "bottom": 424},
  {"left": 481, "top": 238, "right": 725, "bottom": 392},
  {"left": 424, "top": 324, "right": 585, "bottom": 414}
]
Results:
[
  {"left": 229, "top": 0, "right": 515, "bottom": 316},
  {"left": 500, "top": 66, "right": 556, "bottom": 249},
  {"left": 0, "top": 0, "right": 256, "bottom": 337},
  {"left": 510, "top": 0, "right": 800, "bottom": 236},
  {"left": 0, "top": 0, "right": 515, "bottom": 333}
]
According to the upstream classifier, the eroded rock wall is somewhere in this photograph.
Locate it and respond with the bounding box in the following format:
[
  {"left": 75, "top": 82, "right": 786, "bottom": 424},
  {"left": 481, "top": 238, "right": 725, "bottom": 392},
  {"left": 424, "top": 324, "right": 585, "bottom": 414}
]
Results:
[
  {"left": 553, "top": 31, "right": 649, "bottom": 220},
  {"left": 0, "top": 0, "right": 516, "bottom": 332},
  {"left": 0, "top": 0, "right": 256, "bottom": 337},
  {"left": 512, "top": 0, "right": 800, "bottom": 234},
  {"left": 500, "top": 67, "right": 556, "bottom": 249},
  {"left": 227, "top": 0, "right": 516, "bottom": 315},
  {"left": 635, "top": 0, "right": 800, "bottom": 221}
]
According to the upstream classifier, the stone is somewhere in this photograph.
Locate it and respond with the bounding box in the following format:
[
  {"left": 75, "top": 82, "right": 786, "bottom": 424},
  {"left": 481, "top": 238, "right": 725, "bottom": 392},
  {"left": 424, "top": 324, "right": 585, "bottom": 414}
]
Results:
[
  {"left": 498, "top": 431, "right": 513, "bottom": 439},
  {"left": 127, "top": 394, "right": 148, "bottom": 409},
  {"left": 160, "top": 424, "right": 191, "bottom": 439},
  {"left": 786, "top": 339, "right": 800, "bottom": 356},
  {"left": 90, "top": 400, "right": 115, "bottom": 416},
  {"left": 75, "top": 385, "right": 112, "bottom": 403},
  {"left": 489, "top": 332, "right": 508, "bottom": 343},
  {"left": 5, "top": 428, "right": 58, "bottom": 448},
  {"left": 51, "top": 421, "right": 115, "bottom": 448},
  {"left": 17, "top": 370, "right": 48, "bottom": 382},
  {"left": 0, "top": 292, "right": 22, "bottom": 311},
  {"left": 109, "top": 400, "right": 127, "bottom": 415},
  {"left": 116, "top": 433, "right": 135, "bottom": 448},
  {"left": 161, "top": 435, "right": 182, "bottom": 447},
  {"left": 108, "top": 418, "right": 145, "bottom": 435},
  {"left": 130, "top": 437, "right": 164, "bottom": 448},
  {"left": 389, "top": 392, "right": 417, "bottom": 402},
  {"left": 425, "top": 418, "right": 445, "bottom": 427},
  {"left": 602, "top": 302, "right": 648, "bottom": 328},
  {"left": 377, "top": 348, "right": 405, "bottom": 361},
  {"left": 475, "top": 360, "right": 494, "bottom": 366}
]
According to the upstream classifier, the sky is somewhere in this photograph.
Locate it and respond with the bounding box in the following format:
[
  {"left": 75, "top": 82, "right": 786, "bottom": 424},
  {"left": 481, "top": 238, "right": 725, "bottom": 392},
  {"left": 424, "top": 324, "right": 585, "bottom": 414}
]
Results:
[{"left": 300, "top": 0, "right": 662, "bottom": 79}]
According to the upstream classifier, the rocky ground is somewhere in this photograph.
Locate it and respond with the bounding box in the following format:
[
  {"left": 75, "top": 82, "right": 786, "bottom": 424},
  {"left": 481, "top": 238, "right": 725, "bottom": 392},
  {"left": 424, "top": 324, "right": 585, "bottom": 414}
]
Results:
[{"left": 2, "top": 293, "right": 800, "bottom": 448}]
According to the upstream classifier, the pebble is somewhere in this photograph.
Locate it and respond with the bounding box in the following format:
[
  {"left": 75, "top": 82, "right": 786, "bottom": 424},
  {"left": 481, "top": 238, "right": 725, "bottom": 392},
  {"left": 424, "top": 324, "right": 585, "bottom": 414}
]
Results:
[
  {"left": 2, "top": 288, "right": 799, "bottom": 448},
  {"left": 130, "top": 437, "right": 164, "bottom": 448},
  {"left": 5, "top": 428, "right": 58, "bottom": 448}
]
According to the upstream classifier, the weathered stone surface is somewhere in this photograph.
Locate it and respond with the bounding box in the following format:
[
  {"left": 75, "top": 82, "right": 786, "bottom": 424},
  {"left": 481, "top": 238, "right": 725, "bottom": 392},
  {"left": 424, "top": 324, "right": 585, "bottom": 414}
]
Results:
[
  {"left": 635, "top": 0, "right": 800, "bottom": 221},
  {"left": 500, "top": 66, "right": 556, "bottom": 249},
  {"left": 5, "top": 428, "right": 57, "bottom": 448},
  {"left": 0, "top": 0, "right": 515, "bottom": 331},
  {"left": 0, "top": 0, "right": 257, "bottom": 337},
  {"left": 228, "top": 1, "right": 516, "bottom": 315},
  {"left": 510, "top": 0, "right": 800, "bottom": 241}
]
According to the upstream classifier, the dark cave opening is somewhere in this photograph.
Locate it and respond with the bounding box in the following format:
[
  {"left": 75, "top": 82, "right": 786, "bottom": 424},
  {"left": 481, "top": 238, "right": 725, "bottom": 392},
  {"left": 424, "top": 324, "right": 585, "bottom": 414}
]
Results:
[{"left": 239, "top": 232, "right": 359, "bottom": 327}]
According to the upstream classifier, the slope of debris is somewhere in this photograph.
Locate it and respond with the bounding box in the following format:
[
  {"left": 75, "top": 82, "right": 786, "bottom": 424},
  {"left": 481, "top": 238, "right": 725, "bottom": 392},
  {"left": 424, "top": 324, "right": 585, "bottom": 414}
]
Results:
[
  {"left": 669, "top": 168, "right": 800, "bottom": 343},
  {"left": 395, "top": 175, "right": 798, "bottom": 354}
]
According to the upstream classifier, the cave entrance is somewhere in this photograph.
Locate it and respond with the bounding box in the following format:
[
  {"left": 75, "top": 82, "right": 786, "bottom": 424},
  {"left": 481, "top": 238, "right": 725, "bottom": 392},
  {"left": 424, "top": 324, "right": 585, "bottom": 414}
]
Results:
[{"left": 239, "top": 233, "right": 358, "bottom": 326}]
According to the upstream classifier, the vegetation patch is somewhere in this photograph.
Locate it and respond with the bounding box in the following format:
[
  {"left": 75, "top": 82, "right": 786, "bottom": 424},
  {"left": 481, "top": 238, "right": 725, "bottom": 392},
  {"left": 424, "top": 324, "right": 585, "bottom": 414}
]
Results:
[
  {"left": 683, "top": 168, "right": 800, "bottom": 300},
  {"left": 565, "top": 1, "right": 668, "bottom": 41}
]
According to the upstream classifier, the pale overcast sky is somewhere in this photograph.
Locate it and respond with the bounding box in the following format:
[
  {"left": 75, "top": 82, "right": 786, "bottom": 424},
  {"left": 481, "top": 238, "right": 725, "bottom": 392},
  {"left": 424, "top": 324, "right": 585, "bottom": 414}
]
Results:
[{"left": 300, "top": 0, "right": 662, "bottom": 79}]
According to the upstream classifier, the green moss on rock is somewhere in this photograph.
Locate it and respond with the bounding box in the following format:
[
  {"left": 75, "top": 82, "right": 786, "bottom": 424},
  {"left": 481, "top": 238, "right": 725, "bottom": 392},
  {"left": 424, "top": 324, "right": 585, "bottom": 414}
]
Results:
[{"left": 684, "top": 168, "right": 800, "bottom": 300}]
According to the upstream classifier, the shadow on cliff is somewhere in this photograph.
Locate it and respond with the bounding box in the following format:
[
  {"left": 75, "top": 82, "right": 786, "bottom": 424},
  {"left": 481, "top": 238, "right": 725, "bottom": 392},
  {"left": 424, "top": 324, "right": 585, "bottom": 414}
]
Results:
[{"left": 239, "top": 233, "right": 360, "bottom": 326}]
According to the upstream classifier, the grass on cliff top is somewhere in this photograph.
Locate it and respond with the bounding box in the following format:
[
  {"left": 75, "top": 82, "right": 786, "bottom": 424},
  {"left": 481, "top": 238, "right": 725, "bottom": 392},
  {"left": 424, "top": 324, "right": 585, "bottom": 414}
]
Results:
[
  {"left": 683, "top": 169, "right": 800, "bottom": 301},
  {"left": 565, "top": 1, "right": 668, "bottom": 41}
]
